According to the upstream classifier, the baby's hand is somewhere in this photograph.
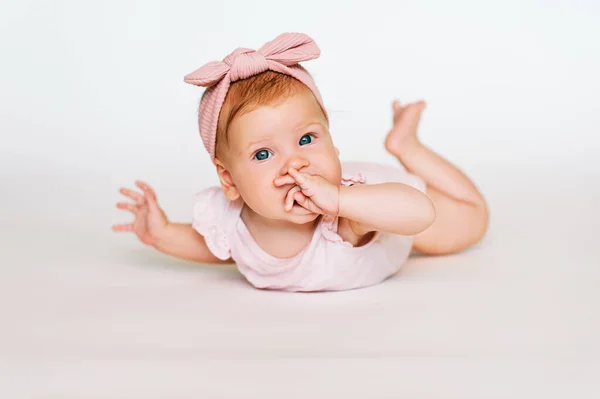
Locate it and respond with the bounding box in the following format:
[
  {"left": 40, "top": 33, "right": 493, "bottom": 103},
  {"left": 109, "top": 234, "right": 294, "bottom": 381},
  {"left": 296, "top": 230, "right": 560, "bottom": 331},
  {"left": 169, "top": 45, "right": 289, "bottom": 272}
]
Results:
[
  {"left": 274, "top": 168, "right": 340, "bottom": 216},
  {"left": 112, "top": 180, "right": 170, "bottom": 246}
]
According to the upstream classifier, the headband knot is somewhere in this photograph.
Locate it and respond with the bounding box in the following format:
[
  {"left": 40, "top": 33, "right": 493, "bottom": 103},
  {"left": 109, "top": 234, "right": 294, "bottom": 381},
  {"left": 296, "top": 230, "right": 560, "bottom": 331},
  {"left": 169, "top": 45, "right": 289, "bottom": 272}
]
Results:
[{"left": 224, "top": 48, "right": 269, "bottom": 82}]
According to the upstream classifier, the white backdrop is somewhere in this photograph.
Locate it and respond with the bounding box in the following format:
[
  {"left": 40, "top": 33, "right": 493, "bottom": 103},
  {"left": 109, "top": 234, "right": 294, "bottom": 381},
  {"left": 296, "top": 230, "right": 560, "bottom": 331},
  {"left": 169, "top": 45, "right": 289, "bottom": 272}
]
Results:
[
  {"left": 1, "top": 1, "right": 599, "bottom": 397},
  {"left": 2, "top": 0, "right": 599, "bottom": 179}
]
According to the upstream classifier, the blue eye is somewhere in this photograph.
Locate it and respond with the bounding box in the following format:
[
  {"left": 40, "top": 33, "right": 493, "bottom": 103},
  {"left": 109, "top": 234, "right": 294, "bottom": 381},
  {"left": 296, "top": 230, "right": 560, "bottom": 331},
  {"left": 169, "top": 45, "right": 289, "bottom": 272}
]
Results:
[
  {"left": 254, "top": 149, "right": 271, "bottom": 161},
  {"left": 299, "top": 134, "right": 313, "bottom": 146}
]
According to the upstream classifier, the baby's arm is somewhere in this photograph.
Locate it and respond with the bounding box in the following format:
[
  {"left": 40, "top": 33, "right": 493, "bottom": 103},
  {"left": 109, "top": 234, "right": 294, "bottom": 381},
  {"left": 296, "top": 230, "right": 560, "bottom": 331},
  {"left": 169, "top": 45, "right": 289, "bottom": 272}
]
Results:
[
  {"left": 277, "top": 168, "right": 435, "bottom": 236},
  {"left": 114, "top": 181, "right": 232, "bottom": 264},
  {"left": 338, "top": 183, "right": 436, "bottom": 236},
  {"left": 152, "top": 223, "right": 233, "bottom": 264}
]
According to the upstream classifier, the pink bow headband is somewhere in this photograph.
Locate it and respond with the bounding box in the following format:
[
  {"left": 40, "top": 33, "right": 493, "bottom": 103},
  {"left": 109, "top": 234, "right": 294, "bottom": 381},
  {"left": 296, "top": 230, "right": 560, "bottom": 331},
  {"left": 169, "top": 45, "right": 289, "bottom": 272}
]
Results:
[{"left": 183, "top": 32, "right": 326, "bottom": 160}]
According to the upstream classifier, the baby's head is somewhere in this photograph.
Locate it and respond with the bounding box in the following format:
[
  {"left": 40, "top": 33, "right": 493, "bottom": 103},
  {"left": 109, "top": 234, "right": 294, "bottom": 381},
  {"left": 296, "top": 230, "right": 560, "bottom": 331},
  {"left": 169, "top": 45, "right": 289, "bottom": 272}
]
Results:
[
  {"left": 211, "top": 70, "right": 341, "bottom": 224},
  {"left": 184, "top": 33, "right": 341, "bottom": 225}
]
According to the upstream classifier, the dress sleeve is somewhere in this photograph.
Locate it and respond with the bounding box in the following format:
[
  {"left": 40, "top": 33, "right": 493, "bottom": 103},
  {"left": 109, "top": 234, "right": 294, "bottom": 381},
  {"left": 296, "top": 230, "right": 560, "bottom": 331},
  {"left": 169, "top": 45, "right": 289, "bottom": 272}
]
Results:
[{"left": 191, "top": 186, "right": 232, "bottom": 260}]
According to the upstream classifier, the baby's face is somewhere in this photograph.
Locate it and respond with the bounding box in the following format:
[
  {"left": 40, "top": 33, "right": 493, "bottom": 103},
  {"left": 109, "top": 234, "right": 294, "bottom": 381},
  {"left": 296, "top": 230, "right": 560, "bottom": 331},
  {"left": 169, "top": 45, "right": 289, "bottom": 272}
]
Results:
[{"left": 222, "top": 90, "right": 341, "bottom": 224}]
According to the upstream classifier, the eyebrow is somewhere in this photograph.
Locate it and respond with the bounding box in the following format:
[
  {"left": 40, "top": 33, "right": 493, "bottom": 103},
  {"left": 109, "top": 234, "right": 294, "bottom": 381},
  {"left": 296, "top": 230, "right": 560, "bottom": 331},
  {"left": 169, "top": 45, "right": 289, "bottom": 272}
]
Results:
[
  {"left": 246, "top": 137, "right": 272, "bottom": 151},
  {"left": 296, "top": 121, "right": 324, "bottom": 131}
]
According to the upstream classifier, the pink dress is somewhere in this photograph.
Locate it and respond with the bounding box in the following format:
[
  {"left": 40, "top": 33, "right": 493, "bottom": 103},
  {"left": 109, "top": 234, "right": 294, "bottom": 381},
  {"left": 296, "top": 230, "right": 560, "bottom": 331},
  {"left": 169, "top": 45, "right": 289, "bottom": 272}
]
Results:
[{"left": 192, "top": 161, "right": 427, "bottom": 292}]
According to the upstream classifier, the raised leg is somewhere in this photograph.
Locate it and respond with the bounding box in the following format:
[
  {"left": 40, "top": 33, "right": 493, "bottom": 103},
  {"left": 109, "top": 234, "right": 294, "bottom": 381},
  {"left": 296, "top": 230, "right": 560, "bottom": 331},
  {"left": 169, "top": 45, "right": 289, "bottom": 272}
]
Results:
[{"left": 385, "top": 100, "right": 489, "bottom": 255}]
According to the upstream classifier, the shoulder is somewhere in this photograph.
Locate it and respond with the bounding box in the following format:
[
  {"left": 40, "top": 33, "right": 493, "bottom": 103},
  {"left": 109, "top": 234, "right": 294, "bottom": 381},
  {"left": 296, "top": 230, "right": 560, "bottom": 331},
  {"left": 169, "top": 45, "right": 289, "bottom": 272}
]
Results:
[
  {"left": 341, "top": 161, "right": 426, "bottom": 192},
  {"left": 334, "top": 217, "right": 379, "bottom": 246},
  {"left": 194, "top": 186, "right": 229, "bottom": 213},
  {"left": 192, "top": 186, "right": 242, "bottom": 260},
  {"left": 338, "top": 161, "right": 427, "bottom": 238}
]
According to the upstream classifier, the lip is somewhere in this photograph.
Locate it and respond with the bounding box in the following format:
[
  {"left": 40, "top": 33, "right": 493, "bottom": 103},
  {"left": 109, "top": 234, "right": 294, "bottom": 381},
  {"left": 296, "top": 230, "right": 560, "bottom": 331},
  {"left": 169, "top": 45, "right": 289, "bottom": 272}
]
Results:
[
  {"left": 292, "top": 202, "right": 307, "bottom": 211},
  {"left": 288, "top": 201, "right": 311, "bottom": 214}
]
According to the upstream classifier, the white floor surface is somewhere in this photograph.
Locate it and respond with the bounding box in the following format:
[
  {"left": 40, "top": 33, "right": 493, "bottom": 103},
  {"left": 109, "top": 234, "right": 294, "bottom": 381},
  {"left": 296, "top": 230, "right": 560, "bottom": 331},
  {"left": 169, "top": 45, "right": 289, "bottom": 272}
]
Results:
[{"left": 1, "top": 161, "right": 599, "bottom": 398}]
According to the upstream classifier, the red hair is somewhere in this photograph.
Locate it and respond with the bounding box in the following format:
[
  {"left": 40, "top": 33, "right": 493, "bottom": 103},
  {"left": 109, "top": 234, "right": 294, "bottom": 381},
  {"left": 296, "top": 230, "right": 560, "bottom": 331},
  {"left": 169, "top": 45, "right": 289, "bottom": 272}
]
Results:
[{"left": 203, "top": 68, "right": 329, "bottom": 159}]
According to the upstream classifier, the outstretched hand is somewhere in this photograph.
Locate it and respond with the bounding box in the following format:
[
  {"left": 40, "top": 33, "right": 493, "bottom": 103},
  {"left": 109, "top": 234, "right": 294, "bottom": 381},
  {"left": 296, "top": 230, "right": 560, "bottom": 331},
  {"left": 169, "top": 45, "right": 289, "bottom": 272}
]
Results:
[
  {"left": 112, "top": 180, "right": 169, "bottom": 246},
  {"left": 274, "top": 168, "right": 340, "bottom": 216}
]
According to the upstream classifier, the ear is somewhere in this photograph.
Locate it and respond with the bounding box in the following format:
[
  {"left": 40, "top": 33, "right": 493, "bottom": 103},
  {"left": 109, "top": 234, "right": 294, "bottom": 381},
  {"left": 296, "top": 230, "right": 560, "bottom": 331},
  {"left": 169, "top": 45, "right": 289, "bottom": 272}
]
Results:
[
  {"left": 213, "top": 158, "right": 240, "bottom": 201},
  {"left": 335, "top": 146, "right": 340, "bottom": 157}
]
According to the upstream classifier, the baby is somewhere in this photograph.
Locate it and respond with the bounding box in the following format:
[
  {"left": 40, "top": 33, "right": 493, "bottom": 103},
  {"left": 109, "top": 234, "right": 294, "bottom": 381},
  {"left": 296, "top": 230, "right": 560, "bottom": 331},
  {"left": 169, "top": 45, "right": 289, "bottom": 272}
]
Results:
[{"left": 113, "top": 33, "right": 489, "bottom": 292}]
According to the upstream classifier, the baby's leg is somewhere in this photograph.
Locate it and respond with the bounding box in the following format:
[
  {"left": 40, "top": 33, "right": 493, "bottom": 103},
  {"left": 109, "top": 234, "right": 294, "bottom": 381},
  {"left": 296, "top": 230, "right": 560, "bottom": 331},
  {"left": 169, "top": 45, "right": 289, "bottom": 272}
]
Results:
[{"left": 385, "top": 101, "right": 489, "bottom": 255}]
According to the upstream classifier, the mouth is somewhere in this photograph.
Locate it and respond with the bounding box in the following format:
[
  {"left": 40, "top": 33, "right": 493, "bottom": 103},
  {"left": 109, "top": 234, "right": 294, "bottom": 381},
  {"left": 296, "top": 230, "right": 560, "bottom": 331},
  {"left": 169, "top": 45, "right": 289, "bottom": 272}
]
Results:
[{"left": 289, "top": 200, "right": 309, "bottom": 213}]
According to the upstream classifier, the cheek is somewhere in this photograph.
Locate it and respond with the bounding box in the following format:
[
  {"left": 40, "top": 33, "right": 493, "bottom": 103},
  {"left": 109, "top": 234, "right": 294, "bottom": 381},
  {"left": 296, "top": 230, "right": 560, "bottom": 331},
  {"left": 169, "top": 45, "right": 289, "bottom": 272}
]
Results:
[
  {"left": 313, "top": 150, "right": 342, "bottom": 180},
  {"left": 236, "top": 168, "right": 279, "bottom": 201}
]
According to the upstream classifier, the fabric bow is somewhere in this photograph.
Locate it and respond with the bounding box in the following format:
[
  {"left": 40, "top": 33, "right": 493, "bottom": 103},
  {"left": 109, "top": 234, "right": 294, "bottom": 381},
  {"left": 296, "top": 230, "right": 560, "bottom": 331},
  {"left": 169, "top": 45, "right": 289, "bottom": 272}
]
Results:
[{"left": 184, "top": 33, "right": 320, "bottom": 86}]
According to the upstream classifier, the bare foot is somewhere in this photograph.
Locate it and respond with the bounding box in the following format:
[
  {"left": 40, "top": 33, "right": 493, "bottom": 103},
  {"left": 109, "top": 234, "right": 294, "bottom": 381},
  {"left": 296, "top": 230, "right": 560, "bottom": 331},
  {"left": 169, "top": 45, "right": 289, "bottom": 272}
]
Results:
[{"left": 384, "top": 100, "right": 426, "bottom": 157}]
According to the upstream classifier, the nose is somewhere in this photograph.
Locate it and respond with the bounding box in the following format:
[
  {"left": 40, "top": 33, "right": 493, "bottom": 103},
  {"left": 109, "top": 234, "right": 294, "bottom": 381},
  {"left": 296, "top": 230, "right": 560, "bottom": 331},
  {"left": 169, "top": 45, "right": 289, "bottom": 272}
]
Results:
[{"left": 280, "top": 155, "right": 310, "bottom": 176}]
